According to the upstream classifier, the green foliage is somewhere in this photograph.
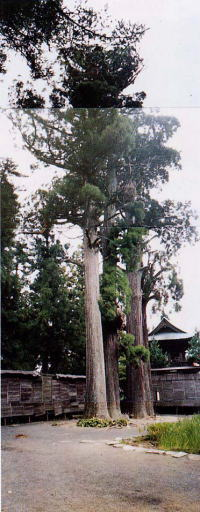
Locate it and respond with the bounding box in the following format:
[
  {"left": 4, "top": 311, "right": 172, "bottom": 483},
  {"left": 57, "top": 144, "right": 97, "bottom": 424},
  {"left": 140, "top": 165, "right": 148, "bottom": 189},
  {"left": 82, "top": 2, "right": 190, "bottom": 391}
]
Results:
[
  {"left": 10, "top": 109, "right": 198, "bottom": 386},
  {"left": 77, "top": 417, "right": 128, "bottom": 428},
  {"left": 120, "top": 332, "right": 136, "bottom": 363},
  {"left": 117, "top": 111, "right": 197, "bottom": 282},
  {"left": 1, "top": 172, "right": 86, "bottom": 372},
  {"left": 100, "top": 265, "right": 131, "bottom": 322},
  {"left": 120, "top": 333, "right": 149, "bottom": 367},
  {"left": 1, "top": 160, "right": 37, "bottom": 370},
  {"left": 186, "top": 334, "right": 200, "bottom": 364},
  {"left": 118, "top": 354, "right": 127, "bottom": 381},
  {"left": 147, "top": 416, "right": 200, "bottom": 454},
  {"left": 119, "top": 112, "right": 181, "bottom": 194},
  {"left": 107, "top": 221, "right": 147, "bottom": 273},
  {"left": 29, "top": 236, "right": 86, "bottom": 374},
  {"left": 80, "top": 184, "right": 106, "bottom": 204},
  {"left": 129, "top": 345, "right": 150, "bottom": 367},
  {"left": 0, "top": 159, "right": 21, "bottom": 251},
  {"left": 150, "top": 339, "right": 169, "bottom": 368},
  {"left": 120, "top": 332, "right": 135, "bottom": 350},
  {"left": 111, "top": 417, "right": 128, "bottom": 427},
  {"left": 115, "top": 227, "right": 147, "bottom": 272},
  {"left": 118, "top": 354, "right": 127, "bottom": 401},
  {"left": 14, "top": 109, "right": 137, "bottom": 232}
]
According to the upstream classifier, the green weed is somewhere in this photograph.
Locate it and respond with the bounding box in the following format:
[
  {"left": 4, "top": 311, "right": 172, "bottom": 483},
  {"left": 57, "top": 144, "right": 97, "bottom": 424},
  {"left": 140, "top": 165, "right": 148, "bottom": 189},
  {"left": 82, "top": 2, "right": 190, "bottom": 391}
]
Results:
[
  {"left": 77, "top": 417, "right": 128, "bottom": 428},
  {"left": 147, "top": 415, "right": 200, "bottom": 454}
]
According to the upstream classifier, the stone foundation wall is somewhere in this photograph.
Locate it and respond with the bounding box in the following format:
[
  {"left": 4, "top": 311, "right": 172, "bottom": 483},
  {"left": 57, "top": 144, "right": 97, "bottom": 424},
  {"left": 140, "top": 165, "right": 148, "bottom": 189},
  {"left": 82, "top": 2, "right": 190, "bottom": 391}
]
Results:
[{"left": 151, "top": 367, "right": 200, "bottom": 408}]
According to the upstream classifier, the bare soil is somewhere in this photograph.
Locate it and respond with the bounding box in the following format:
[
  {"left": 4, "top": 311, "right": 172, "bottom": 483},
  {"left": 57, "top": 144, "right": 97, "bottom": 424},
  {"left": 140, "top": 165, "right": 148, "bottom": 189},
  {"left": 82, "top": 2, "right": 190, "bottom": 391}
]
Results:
[{"left": 2, "top": 416, "right": 200, "bottom": 512}]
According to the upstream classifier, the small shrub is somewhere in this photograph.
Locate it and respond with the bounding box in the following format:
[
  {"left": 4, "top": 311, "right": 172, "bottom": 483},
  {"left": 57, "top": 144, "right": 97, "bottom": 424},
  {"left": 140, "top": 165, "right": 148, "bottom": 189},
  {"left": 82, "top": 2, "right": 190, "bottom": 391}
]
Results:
[
  {"left": 77, "top": 417, "right": 128, "bottom": 428},
  {"left": 77, "top": 418, "right": 110, "bottom": 428},
  {"left": 120, "top": 333, "right": 150, "bottom": 367},
  {"left": 150, "top": 338, "right": 169, "bottom": 368},
  {"left": 186, "top": 333, "right": 200, "bottom": 364},
  {"left": 111, "top": 417, "right": 128, "bottom": 427}
]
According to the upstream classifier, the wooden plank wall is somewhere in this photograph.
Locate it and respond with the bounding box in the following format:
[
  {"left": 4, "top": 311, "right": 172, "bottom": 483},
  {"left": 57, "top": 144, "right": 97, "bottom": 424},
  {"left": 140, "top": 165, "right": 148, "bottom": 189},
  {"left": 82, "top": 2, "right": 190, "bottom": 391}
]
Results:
[
  {"left": 1, "top": 374, "right": 85, "bottom": 420},
  {"left": 151, "top": 368, "right": 200, "bottom": 408}
]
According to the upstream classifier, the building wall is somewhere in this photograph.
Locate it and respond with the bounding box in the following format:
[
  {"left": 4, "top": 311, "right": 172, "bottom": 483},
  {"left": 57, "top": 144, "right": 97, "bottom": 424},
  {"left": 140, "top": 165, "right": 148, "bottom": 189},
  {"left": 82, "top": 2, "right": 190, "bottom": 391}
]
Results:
[
  {"left": 2, "top": 369, "right": 200, "bottom": 420},
  {"left": 1, "top": 373, "right": 86, "bottom": 420},
  {"left": 151, "top": 367, "right": 200, "bottom": 408}
]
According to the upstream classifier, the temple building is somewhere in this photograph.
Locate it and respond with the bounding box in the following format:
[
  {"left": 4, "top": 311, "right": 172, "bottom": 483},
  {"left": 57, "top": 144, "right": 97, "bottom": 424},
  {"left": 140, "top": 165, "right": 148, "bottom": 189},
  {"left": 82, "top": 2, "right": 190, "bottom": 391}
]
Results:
[{"left": 148, "top": 317, "right": 193, "bottom": 366}]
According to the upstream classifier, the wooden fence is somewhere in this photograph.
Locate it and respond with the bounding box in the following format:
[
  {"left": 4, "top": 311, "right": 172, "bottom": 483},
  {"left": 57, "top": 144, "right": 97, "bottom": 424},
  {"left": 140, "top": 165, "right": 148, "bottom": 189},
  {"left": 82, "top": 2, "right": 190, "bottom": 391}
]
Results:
[
  {"left": 2, "top": 366, "right": 200, "bottom": 423},
  {"left": 1, "top": 370, "right": 86, "bottom": 423}
]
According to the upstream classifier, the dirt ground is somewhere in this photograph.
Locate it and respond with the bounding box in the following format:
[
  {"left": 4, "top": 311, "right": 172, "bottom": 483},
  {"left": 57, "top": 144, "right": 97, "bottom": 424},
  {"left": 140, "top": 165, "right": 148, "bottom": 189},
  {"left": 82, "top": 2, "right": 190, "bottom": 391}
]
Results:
[{"left": 1, "top": 416, "right": 200, "bottom": 512}]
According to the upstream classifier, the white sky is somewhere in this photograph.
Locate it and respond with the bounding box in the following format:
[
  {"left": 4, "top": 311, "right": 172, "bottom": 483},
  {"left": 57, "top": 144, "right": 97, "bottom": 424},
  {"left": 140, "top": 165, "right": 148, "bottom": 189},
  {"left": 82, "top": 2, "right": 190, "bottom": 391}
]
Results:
[
  {"left": 88, "top": 0, "right": 200, "bottom": 108},
  {"left": 1, "top": 0, "right": 200, "bottom": 333}
]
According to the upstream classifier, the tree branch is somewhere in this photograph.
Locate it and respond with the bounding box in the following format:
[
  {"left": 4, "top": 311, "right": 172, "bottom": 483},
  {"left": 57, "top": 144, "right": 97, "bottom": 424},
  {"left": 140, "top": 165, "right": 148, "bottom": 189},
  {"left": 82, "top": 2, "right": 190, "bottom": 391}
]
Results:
[{"left": 64, "top": 258, "right": 83, "bottom": 268}]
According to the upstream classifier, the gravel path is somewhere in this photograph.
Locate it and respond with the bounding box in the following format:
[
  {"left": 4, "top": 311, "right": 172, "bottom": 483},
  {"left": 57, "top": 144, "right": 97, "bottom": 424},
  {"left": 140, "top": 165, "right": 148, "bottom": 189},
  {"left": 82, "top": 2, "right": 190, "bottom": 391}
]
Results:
[{"left": 2, "top": 417, "right": 200, "bottom": 512}]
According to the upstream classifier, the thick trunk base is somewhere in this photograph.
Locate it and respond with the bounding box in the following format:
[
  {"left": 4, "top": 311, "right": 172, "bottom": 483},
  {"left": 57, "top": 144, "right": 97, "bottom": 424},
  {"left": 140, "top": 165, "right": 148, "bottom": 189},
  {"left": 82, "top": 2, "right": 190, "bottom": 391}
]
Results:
[{"left": 127, "top": 362, "right": 149, "bottom": 418}]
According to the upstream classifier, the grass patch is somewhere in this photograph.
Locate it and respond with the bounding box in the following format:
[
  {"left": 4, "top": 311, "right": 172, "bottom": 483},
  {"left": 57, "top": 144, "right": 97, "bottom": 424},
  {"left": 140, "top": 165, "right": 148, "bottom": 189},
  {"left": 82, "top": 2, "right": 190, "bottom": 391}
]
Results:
[
  {"left": 121, "top": 416, "right": 200, "bottom": 454},
  {"left": 77, "top": 417, "right": 128, "bottom": 428},
  {"left": 146, "top": 415, "right": 200, "bottom": 454}
]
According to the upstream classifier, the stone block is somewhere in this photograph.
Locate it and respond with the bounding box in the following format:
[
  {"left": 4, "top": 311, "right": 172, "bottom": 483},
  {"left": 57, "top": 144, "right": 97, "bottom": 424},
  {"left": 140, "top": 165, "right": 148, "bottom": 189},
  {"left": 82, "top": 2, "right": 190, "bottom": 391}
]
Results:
[
  {"left": 123, "top": 445, "right": 136, "bottom": 451},
  {"left": 166, "top": 451, "right": 187, "bottom": 458}
]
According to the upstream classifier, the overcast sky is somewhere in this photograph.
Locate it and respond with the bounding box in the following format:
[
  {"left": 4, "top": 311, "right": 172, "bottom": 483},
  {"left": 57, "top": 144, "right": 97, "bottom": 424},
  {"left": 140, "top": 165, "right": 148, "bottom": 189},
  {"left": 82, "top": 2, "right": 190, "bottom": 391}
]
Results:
[
  {"left": 84, "top": 0, "right": 200, "bottom": 108},
  {"left": 1, "top": 0, "right": 200, "bottom": 333}
]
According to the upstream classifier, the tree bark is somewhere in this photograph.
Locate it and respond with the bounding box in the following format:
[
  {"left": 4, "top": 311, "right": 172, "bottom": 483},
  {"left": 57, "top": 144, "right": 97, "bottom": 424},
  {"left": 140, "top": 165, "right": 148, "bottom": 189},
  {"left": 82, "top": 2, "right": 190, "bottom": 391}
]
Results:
[
  {"left": 104, "top": 329, "right": 121, "bottom": 418},
  {"left": 126, "top": 268, "right": 148, "bottom": 417},
  {"left": 102, "top": 167, "right": 122, "bottom": 419},
  {"left": 142, "top": 300, "right": 154, "bottom": 416},
  {"left": 83, "top": 229, "right": 110, "bottom": 419}
]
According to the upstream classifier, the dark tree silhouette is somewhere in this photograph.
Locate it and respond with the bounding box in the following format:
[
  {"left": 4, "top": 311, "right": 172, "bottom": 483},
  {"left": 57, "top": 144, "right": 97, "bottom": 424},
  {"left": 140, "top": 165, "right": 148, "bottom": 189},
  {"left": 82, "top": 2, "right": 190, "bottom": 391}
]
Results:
[{"left": 1, "top": 0, "right": 146, "bottom": 107}]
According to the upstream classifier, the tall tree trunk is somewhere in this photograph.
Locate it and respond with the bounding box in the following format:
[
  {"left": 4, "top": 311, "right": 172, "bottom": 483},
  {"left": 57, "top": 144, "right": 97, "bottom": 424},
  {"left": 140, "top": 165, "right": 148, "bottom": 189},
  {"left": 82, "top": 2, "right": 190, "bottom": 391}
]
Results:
[
  {"left": 126, "top": 268, "right": 148, "bottom": 417},
  {"left": 102, "top": 167, "right": 121, "bottom": 419},
  {"left": 142, "top": 300, "right": 154, "bottom": 416},
  {"left": 104, "top": 329, "right": 121, "bottom": 419},
  {"left": 84, "top": 229, "right": 110, "bottom": 419}
]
